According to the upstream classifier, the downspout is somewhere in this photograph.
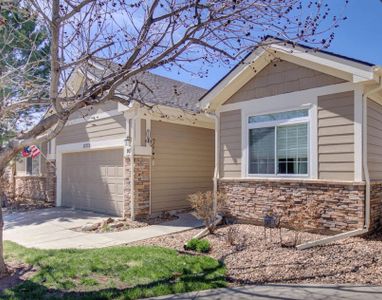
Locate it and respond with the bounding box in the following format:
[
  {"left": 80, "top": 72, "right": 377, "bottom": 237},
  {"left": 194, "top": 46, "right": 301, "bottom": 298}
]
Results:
[
  {"left": 298, "top": 72, "right": 382, "bottom": 250},
  {"left": 210, "top": 112, "right": 219, "bottom": 217},
  {"left": 188, "top": 111, "right": 220, "bottom": 241}
]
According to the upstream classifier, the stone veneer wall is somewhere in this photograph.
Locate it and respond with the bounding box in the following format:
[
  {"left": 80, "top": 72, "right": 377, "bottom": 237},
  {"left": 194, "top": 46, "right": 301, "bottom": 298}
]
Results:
[
  {"left": 14, "top": 176, "right": 48, "bottom": 203},
  {"left": 370, "top": 182, "right": 382, "bottom": 230},
  {"left": 45, "top": 160, "right": 56, "bottom": 205},
  {"left": 219, "top": 179, "right": 365, "bottom": 234},
  {"left": 123, "top": 156, "right": 151, "bottom": 219},
  {"left": 2, "top": 160, "right": 56, "bottom": 208}
]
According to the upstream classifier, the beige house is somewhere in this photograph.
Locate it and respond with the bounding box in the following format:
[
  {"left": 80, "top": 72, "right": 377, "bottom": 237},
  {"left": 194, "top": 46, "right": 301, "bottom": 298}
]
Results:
[
  {"left": 13, "top": 60, "right": 215, "bottom": 218},
  {"left": 200, "top": 38, "right": 382, "bottom": 234}
]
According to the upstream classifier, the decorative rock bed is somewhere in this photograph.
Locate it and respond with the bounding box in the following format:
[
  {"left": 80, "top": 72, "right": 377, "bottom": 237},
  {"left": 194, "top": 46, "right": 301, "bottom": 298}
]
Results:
[
  {"left": 131, "top": 223, "right": 382, "bottom": 285},
  {"left": 73, "top": 212, "right": 179, "bottom": 233}
]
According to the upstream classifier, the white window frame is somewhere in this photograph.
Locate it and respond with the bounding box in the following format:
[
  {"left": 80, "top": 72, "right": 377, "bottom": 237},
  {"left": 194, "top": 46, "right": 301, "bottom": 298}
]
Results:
[
  {"left": 245, "top": 107, "right": 312, "bottom": 178},
  {"left": 24, "top": 154, "right": 42, "bottom": 176}
]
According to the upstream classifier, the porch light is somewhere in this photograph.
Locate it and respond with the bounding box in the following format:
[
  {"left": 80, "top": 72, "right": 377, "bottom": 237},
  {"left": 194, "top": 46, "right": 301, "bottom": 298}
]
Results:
[{"left": 145, "top": 129, "right": 152, "bottom": 145}]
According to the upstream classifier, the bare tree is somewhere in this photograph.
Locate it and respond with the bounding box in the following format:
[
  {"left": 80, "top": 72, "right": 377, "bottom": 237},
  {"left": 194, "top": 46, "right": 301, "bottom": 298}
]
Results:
[{"left": 0, "top": 0, "right": 346, "bottom": 275}]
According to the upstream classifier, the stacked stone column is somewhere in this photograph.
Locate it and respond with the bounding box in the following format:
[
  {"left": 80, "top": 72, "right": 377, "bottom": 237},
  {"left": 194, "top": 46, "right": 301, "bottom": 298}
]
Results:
[
  {"left": 123, "top": 155, "right": 151, "bottom": 220},
  {"left": 45, "top": 160, "right": 56, "bottom": 205}
]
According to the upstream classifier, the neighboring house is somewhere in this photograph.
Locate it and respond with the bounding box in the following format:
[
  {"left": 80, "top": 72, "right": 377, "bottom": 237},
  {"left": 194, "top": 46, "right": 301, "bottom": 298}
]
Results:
[
  {"left": 12, "top": 60, "right": 215, "bottom": 218},
  {"left": 200, "top": 37, "right": 382, "bottom": 233}
]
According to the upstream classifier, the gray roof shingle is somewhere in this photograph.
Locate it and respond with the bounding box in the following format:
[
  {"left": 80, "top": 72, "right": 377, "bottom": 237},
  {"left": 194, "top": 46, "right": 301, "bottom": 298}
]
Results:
[{"left": 87, "top": 59, "right": 206, "bottom": 111}]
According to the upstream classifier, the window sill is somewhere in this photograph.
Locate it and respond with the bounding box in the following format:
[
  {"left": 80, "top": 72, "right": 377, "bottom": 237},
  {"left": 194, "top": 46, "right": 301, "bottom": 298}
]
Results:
[
  {"left": 219, "top": 177, "right": 365, "bottom": 186},
  {"left": 15, "top": 174, "right": 45, "bottom": 178}
]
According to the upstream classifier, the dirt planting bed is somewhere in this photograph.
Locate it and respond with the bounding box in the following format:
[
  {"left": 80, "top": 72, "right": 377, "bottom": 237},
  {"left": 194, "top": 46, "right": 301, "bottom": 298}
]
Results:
[{"left": 131, "top": 224, "right": 382, "bottom": 285}]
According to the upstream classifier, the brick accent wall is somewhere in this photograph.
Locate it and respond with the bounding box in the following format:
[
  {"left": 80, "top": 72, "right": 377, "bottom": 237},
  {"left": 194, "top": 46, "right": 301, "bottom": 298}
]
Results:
[
  {"left": 123, "top": 155, "right": 151, "bottom": 219},
  {"left": 219, "top": 179, "right": 365, "bottom": 234},
  {"left": 370, "top": 182, "right": 382, "bottom": 230}
]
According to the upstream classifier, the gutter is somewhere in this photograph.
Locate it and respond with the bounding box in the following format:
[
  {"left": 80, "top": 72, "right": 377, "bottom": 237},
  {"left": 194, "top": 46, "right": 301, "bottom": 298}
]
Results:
[
  {"left": 188, "top": 111, "right": 220, "bottom": 240},
  {"left": 205, "top": 112, "right": 219, "bottom": 217},
  {"left": 297, "top": 70, "right": 382, "bottom": 250}
]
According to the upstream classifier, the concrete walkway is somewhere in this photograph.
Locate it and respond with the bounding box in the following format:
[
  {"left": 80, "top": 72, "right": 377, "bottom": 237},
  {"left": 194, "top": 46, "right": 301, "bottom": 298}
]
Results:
[
  {"left": 149, "top": 285, "right": 382, "bottom": 300},
  {"left": 4, "top": 208, "right": 202, "bottom": 249}
]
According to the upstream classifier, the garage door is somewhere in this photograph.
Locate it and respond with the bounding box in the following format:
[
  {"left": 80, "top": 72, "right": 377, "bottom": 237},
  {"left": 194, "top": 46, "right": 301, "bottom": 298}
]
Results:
[{"left": 62, "top": 148, "right": 124, "bottom": 216}]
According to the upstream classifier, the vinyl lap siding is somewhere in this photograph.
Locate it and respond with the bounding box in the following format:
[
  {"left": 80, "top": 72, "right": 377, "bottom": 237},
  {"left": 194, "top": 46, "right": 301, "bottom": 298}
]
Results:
[
  {"left": 68, "top": 101, "right": 118, "bottom": 121},
  {"left": 225, "top": 61, "right": 345, "bottom": 104},
  {"left": 318, "top": 91, "right": 354, "bottom": 181},
  {"left": 151, "top": 121, "right": 214, "bottom": 213},
  {"left": 367, "top": 99, "right": 382, "bottom": 181},
  {"left": 220, "top": 110, "right": 241, "bottom": 178},
  {"left": 56, "top": 114, "right": 125, "bottom": 145}
]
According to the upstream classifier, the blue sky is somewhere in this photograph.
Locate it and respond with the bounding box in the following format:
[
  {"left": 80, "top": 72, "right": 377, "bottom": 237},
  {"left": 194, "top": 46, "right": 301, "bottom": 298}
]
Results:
[{"left": 152, "top": 0, "right": 382, "bottom": 90}]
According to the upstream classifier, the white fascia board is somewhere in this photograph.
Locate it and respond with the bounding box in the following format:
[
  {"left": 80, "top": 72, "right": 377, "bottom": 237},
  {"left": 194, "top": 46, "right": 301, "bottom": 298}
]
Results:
[
  {"left": 56, "top": 139, "right": 124, "bottom": 154},
  {"left": 201, "top": 44, "right": 375, "bottom": 112},
  {"left": 271, "top": 44, "right": 374, "bottom": 83},
  {"left": 139, "top": 105, "right": 214, "bottom": 129},
  {"left": 66, "top": 109, "right": 123, "bottom": 126},
  {"left": 199, "top": 49, "right": 267, "bottom": 110}
]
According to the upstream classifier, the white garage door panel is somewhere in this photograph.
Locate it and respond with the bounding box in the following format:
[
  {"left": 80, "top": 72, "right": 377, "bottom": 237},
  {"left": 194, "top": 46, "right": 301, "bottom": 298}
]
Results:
[{"left": 62, "top": 148, "right": 124, "bottom": 216}]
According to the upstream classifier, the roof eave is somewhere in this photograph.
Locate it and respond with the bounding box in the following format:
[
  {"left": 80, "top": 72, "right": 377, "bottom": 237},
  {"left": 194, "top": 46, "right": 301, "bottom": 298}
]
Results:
[{"left": 200, "top": 43, "right": 376, "bottom": 111}]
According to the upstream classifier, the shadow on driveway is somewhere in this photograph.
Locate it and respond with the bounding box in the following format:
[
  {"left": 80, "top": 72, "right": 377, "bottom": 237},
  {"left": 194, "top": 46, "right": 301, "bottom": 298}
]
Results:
[{"left": 4, "top": 208, "right": 111, "bottom": 230}]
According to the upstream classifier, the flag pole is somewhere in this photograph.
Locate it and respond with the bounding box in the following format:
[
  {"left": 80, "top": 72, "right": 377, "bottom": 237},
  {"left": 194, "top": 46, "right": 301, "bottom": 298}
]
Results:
[{"left": 39, "top": 151, "right": 57, "bottom": 170}]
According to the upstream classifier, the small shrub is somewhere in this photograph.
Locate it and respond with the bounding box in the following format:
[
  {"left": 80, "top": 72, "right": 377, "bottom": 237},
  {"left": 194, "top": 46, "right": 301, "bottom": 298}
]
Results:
[
  {"left": 226, "top": 227, "right": 237, "bottom": 246},
  {"left": 188, "top": 191, "right": 226, "bottom": 233},
  {"left": 185, "top": 238, "right": 211, "bottom": 253},
  {"left": 226, "top": 226, "right": 248, "bottom": 251}
]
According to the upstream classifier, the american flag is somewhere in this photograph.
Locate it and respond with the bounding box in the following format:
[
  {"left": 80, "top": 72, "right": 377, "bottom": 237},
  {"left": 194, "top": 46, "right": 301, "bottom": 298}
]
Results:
[{"left": 21, "top": 145, "right": 41, "bottom": 158}]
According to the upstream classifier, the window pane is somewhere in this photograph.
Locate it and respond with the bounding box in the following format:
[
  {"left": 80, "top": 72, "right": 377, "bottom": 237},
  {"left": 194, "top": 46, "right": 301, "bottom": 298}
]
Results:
[
  {"left": 26, "top": 157, "right": 40, "bottom": 175},
  {"left": 249, "top": 127, "right": 275, "bottom": 174},
  {"left": 32, "top": 158, "right": 40, "bottom": 175},
  {"left": 249, "top": 109, "right": 308, "bottom": 124},
  {"left": 26, "top": 157, "right": 33, "bottom": 175},
  {"left": 277, "top": 123, "right": 308, "bottom": 175}
]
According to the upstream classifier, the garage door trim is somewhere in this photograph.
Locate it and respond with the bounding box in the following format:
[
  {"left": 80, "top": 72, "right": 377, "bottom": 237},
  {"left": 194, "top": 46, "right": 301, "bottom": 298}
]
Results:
[{"left": 56, "top": 138, "right": 125, "bottom": 207}]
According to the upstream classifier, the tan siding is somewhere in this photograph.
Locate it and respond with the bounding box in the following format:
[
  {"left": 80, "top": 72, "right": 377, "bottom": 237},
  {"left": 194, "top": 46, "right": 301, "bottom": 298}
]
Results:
[
  {"left": 367, "top": 99, "right": 382, "bottom": 181},
  {"left": 151, "top": 121, "right": 214, "bottom": 213},
  {"left": 318, "top": 91, "right": 354, "bottom": 180},
  {"left": 40, "top": 142, "right": 48, "bottom": 175},
  {"left": 225, "top": 61, "right": 345, "bottom": 104},
  {"left": 69, "top": 100, "right": 119, "bottom": 121},
  {"left": 220, "top": 110, "right": 241, "bottom": 178},
  {"left": 56, "top": 114, "right": 125, "bottom": 145}
]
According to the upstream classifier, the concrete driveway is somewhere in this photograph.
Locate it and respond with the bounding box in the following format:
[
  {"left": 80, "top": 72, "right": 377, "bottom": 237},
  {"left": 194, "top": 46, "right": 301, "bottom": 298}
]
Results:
[{"left": 4, "top": 208, "right": 202, "bottom": 249}]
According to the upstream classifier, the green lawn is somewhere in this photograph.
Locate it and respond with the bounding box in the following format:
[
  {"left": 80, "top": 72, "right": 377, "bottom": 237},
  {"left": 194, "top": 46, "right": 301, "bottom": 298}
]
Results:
[{"left": 1, "top": 241, "right": 226, "bottom": 300}]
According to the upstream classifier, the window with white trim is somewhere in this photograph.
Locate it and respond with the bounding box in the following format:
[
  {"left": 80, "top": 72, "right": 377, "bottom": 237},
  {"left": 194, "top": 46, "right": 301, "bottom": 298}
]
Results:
[
  {"left": 26, "top": 156, "right": 40, "bottom": 175},
  {"left": 248, "top": 109, "right": 309, "bottom": 176}
]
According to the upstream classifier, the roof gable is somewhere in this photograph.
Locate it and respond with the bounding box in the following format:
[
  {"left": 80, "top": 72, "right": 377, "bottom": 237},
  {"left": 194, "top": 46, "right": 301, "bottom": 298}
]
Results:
[
  {"left": 225, "top": 60, "right": 345, "bottom": 105},
  {"left": 200, "top": 38, "right": 377, "bottom": 111}
]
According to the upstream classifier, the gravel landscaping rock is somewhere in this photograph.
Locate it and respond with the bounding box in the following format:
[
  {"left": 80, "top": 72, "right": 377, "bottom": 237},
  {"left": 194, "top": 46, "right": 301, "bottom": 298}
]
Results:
[
  {"left": 131, "top": 224, "right": 382, "bottom": 285},
  {"left": 72, "top": 212, "right": 179, "bottom": 233},
  {"left": 81, "top": 222, "right": 100, "bottom": 231}
]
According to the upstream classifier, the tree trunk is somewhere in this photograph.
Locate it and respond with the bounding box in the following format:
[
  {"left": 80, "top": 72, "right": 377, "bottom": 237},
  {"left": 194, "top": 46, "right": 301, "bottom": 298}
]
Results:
[{"left": 0, "top": 191, "right": 8, "bottom": 277}]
